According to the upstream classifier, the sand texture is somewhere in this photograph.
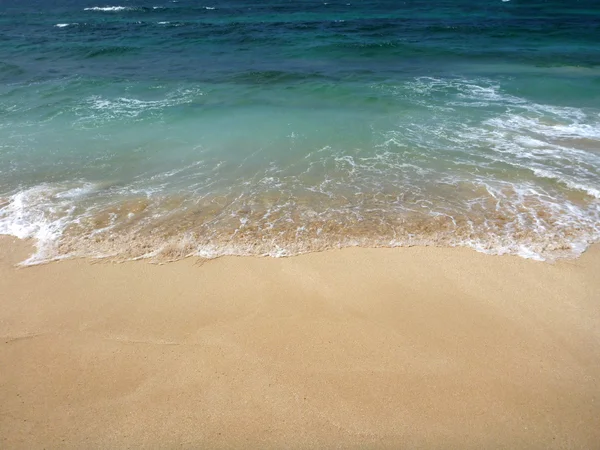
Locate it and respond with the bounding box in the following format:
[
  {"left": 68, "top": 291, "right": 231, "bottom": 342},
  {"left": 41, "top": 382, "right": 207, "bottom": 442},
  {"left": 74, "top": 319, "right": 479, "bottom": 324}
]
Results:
[{"left": 1, "top": 237, "right": 599, "bottom": 449}]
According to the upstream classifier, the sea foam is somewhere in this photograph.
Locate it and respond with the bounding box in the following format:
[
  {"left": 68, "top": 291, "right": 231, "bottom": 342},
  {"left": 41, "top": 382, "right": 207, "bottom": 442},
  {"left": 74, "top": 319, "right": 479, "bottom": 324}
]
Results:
[{"left": 84, "top": 6, "right": 132, "bottom": 12}]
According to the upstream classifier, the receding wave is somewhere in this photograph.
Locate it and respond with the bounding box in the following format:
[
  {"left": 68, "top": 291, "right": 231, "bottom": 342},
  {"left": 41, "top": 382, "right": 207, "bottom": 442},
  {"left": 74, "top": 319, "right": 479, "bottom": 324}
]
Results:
[{"left": 1, "top": 174, "right": 598, "bottom": 266}]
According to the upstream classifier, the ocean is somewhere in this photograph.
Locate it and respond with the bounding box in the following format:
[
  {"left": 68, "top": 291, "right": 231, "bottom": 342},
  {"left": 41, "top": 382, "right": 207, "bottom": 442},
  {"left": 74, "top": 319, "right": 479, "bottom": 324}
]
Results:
[{"left": 0, "top": 0, "right": 599, "bottom": 264}]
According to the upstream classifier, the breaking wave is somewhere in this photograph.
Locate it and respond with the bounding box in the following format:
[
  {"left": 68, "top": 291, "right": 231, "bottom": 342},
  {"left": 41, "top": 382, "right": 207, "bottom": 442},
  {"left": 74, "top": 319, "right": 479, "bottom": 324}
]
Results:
[{"left": 84, "top": 6, "right": 133, "bottom": 12}]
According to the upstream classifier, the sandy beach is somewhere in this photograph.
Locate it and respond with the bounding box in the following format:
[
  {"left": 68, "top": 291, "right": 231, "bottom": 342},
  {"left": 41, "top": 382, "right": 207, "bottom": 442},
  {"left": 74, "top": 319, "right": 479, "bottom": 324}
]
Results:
[{"left": 1, "top": 236, "right": 599, "bottom": 449}]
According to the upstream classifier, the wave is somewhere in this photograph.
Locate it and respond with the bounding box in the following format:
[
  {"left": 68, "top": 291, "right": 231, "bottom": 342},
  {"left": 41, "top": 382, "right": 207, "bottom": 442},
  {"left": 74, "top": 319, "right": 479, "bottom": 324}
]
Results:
[
  {"left": 530, "top": 168, "right": 600, "bottom": 199},
  {"left": 72, "top": 87, "right": 203, "bottom": 127},
  {"left": 83, "top": 5, "right": 168, "bottom": 12},
  {"left": 1, "top": 176, "right": 598, "bottom": 266},
  {"left": 84, "top": 6, "right": 133, "bottom": 12},
  {"left": 155, "top": 21, "right": 185, "bottom": 27},
  {"left": 1, "top": 78, "right": 599, "bottom": 265}
]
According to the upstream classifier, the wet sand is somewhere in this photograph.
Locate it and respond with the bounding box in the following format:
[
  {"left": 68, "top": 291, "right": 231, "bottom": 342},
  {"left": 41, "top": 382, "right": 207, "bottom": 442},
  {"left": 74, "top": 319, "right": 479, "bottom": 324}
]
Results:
[{"left": 1, "top": 236, "right": 599, "bottom": 449}]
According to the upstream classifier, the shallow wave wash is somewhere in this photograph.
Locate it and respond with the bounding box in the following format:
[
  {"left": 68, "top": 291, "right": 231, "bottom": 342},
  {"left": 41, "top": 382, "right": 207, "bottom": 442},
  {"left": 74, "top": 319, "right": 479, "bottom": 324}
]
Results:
[{"left": 1, "top": 0, "right": 599, "bottom": 264}]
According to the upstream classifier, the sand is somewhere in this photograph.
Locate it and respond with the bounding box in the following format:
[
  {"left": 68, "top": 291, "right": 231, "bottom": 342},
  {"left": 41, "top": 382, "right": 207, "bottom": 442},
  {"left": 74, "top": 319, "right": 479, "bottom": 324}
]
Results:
[{"left": 1, "top": 236, "right": 599, "bottom": 449}]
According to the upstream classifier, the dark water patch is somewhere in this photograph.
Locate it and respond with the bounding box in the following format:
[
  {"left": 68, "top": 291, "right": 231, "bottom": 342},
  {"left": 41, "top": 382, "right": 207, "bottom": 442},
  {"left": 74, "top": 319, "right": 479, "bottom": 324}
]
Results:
[
  {"left": 83, "top": 45, "right": 140, "bottom": 59},
  {"left": 0, "top": 61, "right": 25, "bottom": 78},
  {"left": 226, "top": 70, "right": 334, "bottom": 85}
]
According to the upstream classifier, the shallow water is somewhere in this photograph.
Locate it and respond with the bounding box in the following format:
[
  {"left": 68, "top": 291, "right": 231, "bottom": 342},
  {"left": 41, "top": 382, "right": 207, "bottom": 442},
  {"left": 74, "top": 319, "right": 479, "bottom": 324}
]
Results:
[{"left": 1, "top": 0, "right": 599, "bottom": 264}]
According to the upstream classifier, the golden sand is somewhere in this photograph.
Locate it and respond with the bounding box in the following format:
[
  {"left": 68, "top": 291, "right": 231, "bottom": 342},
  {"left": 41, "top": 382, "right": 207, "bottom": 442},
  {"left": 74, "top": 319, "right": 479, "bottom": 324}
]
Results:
[{"left": 1, "top": 236, "right": 599, "bottom": 448}]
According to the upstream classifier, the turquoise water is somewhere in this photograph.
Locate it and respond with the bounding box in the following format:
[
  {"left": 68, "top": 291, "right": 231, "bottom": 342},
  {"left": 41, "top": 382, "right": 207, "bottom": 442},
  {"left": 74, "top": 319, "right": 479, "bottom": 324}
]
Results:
[{"left": 1, "top": 0, "right": 599, "bottom": 264}]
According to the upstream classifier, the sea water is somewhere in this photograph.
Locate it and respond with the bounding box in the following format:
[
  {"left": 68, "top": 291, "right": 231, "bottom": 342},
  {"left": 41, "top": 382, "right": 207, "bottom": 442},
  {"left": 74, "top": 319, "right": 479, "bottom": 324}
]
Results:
[{"left": 0, "top": 0, "right": 599, "bottom": 264}]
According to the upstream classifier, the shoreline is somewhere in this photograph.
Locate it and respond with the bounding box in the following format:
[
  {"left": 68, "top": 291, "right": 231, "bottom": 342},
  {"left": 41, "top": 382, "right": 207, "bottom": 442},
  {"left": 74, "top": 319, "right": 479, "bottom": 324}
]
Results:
[
  {"left": 5, "top": 233, "right": 600, "bottom": 268},
  {"left": 1, "top": 236, "right": 599, "bottom": 448}
]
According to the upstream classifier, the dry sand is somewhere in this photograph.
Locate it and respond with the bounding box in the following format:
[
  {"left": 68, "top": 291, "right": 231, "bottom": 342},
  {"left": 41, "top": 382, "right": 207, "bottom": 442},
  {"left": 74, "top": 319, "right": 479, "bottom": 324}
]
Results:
[{"left": 1, "top": 236, "right": 599, "bottom": 449}]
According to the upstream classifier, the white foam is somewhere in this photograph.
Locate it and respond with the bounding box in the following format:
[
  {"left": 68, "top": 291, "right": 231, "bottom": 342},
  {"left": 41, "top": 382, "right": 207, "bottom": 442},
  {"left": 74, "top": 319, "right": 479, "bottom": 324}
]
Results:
[
  {"left": 75, "top": 88, "right": 203, "bottom": 127},
  {"left": 55, "top": 184, "right": 98, "bottom": 199},
  {"left": 486, "top": 115, "right": 600, "bottom": 141},
  {"left": 530, "top": 168, "right": 600, "bottom": 199},
  {"left": 0, "top": 183, "right": 97, "bottom": 265},
  {"left": 84, "top": 6, "right": 132, "bottom": 12},
  {"left": 383, "top": 76, "right": 600, "bottom": 258}
]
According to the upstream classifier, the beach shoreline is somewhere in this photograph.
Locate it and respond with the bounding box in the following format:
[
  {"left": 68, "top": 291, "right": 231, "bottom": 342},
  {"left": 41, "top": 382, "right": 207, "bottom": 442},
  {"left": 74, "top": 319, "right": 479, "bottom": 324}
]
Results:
[
  {"left": 2, "top": 1, "right": 600, "bottom": 448},
  {"left": 1, "top": 236, "right": 599, "bottom": 448}
]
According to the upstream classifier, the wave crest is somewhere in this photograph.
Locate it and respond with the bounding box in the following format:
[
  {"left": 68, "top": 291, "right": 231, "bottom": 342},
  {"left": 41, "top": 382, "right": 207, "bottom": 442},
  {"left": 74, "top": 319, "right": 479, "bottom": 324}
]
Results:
[{"left": 84, "top": 6, "right": 133, "bottom": 12}]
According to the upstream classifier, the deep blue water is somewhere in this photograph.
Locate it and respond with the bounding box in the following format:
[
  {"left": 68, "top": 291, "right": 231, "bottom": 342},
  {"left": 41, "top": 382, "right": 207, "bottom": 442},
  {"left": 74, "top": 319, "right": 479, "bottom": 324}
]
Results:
[{"left": 0, "top": 0, "right": 599, "bottom": 263}]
